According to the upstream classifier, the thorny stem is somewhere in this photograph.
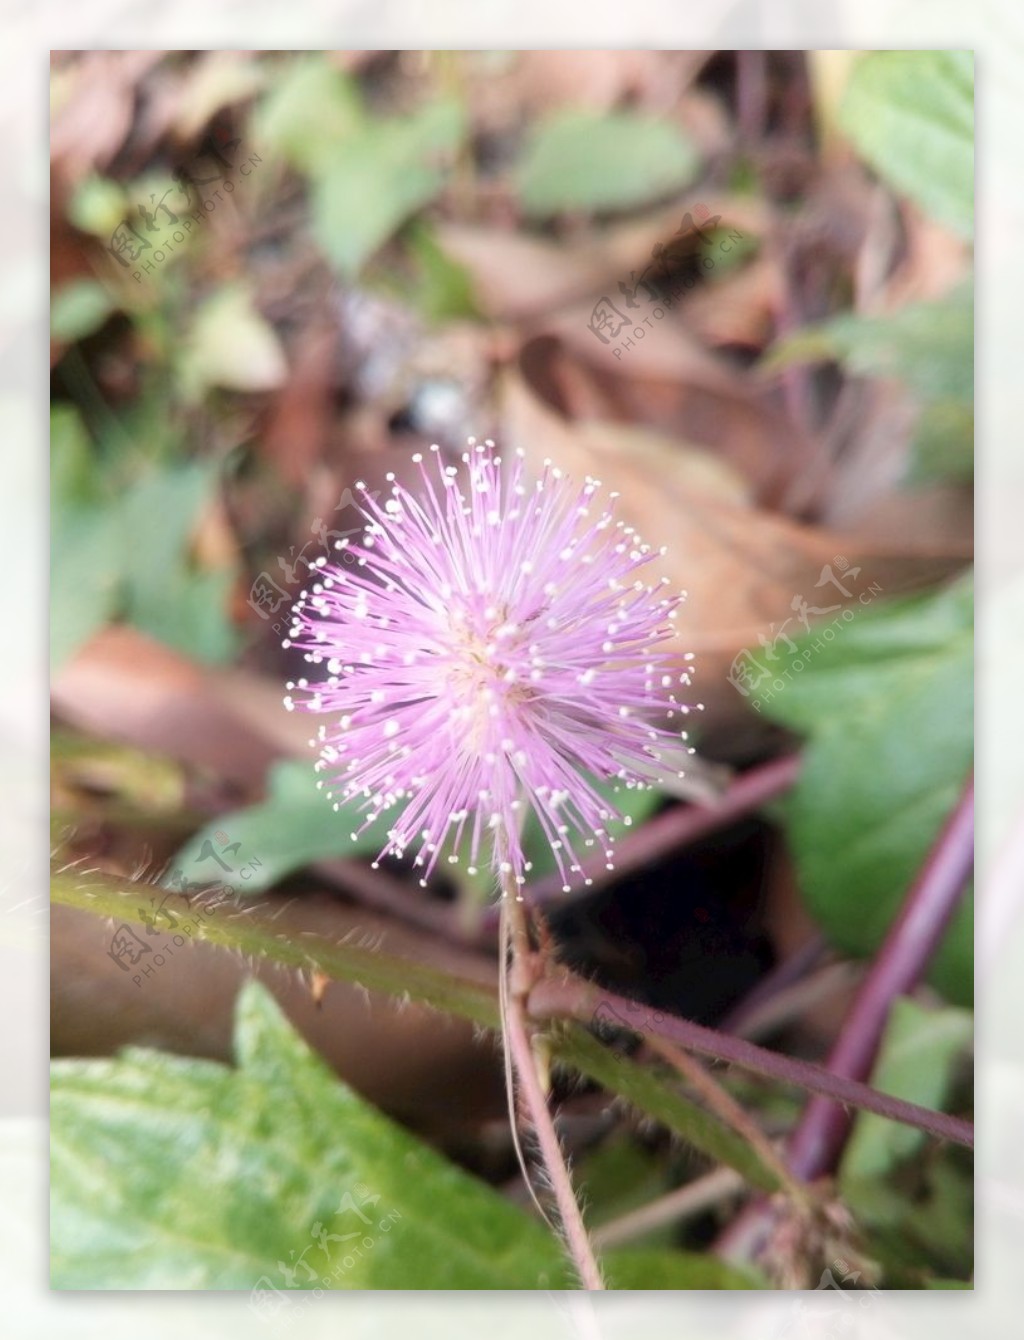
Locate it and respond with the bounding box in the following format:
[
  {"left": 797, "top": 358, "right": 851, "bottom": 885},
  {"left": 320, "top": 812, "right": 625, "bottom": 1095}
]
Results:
[
  {"left": 528, "top": 975, "right": 973, "bottom": 1152},
  {"left": 499, "top": 858, "right": 605, "bottom": 1290}
]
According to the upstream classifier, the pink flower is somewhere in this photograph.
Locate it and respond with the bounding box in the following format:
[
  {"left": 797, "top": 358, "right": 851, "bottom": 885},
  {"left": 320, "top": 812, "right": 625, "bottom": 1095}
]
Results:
[{"left": 283, "top": 441, "right": 694, "bottom": 893}]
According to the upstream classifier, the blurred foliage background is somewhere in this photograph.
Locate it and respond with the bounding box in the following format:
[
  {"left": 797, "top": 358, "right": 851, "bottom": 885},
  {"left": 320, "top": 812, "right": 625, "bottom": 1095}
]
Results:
[{"left": 50, "top": 50, "right": 973, "bottom": 1291}]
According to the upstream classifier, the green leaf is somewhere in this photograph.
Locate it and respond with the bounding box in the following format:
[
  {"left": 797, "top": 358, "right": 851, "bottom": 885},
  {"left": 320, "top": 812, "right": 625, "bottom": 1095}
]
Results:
[
  {"left": 50, "top": 279, "right": 119, "bottom": 344},
  {"left": 556, "top": 1026, "right": 784, "bottom": 1193},
  {"left": 759, "top": 574, "right": 973, "bottom": 1005},
  {"left": 51, "top": 410, "right": 239, "bottom": 670},
  {"left": 51, "top": 505, "right": 122, "bottom": 671},
  {"left": 516, "top": 110, "right": 699, "bottom": 217},
  {"left": 67, "top": 174, "right": 128, "bottom": 238},
  {"left": 839, "top": 51, "right": 973, "bottom": 238},
  {"left": 840, "top": 1156, "right": 973, "bottom": 1282},
  {"left": 51, "top": 404, "right": 98, "bottom": 506},
  {"left": 765, "top": 283, "right": 974, "bottom": 482},
  {"left": 171, "top": 759, "right": 394, "bottom": 894},
  {"left": 311, "top": 99, "right": 464, "bottom": 277},
  {"left": 118, "top": 459, "right": 239, "bottom": 664},
  {"left": 573, "top": 1135, "right": 669, "bottom": 1237},
  {"left": 179, "top": 283, "right": 287, "bottom": 400},
  {"left": 252, "top": 55, "right": 364, "bottom": 176},
  {"left": 51, "top": 980, "right": 572, "bottom": 1289},
  {"left": 51, "top": 407, "right": 121, "bottom": 671},
  {"left": 911, "top": 401, "right": 975, "bottom": 483},
  {"left": 51, "top": 980, "right": 768, "bottom": 1290},
  {"left": 49, "top": 865, "right": 784, "bottom": 1192},
  {"left": 602, "top": 1249, "right": 762, "bottom": 1289},
  {"left": 254, "top": 55, "right": 464, "bottom": 277},
  {"left": 401, "top": 222, "right": 480, "bottom": 324},
  {"left": 840, "top": 997, "right": 972, "bottom": 1185}
]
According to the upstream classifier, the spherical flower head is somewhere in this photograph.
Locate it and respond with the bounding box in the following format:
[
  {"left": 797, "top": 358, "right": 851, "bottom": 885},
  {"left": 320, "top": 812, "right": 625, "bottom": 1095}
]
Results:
[{"left": 283, "top": 440, "right": 695, "bottom": 894}]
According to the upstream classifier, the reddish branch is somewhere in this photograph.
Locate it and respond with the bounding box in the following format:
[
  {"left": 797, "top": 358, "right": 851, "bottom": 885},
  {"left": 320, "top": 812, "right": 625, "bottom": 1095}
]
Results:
[
  {"left": 716, "top": 774, "right": 975, "bottom": 1262},
  {"left": 528, "top": 974, "right": 973, "bottom": 1152},
  {"left": 785, "top": 774, "right": 975, "bottom": 1179}
]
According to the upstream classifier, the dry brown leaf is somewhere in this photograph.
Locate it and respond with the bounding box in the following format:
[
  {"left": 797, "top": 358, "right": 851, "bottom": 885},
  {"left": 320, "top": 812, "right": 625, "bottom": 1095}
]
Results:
[
  {"left": 516, "top": 332, "right": 815, "bottom": 509},
  {"left": 440, "top": 194, "right": 771, "bottom": 330},
  {"left": 501, "top": 369, "right": 968, "bottom": 745},
  {"left": 50, "top": 51, "right": 163, "bottom": 187},
  {"left": 262, "top": 319, "right": 336, "bottom": 485},
  {"left": 169, "top": 51, "right": 264, "bottom": 142},
  {"left": 51, "top": 627, "right": 283, "bottom": 790},
  {"left": 473, "top": 51, "right": 712, "bottom": 125},
  {"left": 678, "top": 254, "right": 783, "bottom": 349},
  {"left": 435, "top": 223, "right": 612, "bottom": 322}
]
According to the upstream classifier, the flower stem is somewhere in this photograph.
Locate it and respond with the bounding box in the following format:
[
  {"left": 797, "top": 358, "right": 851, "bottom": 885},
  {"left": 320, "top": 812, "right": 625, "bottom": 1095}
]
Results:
[{"left": 499, "top": 871, "right": 605, "bottom": 1290}]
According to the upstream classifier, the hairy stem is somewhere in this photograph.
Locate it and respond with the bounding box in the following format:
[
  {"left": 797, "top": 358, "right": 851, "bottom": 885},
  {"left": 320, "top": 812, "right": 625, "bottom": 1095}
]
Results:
[
  {"left": 500, "top": 873, "right": 605, "bottom": 1290},
  {"left": 529, "top": 975, "right": 973, "bottom": 1152},
  {"left": 715, "top": 775, "right": 975, "bottom": 1263},
  {"left": 644, "top": 1034, "right": 810, "bottom": 1210}
]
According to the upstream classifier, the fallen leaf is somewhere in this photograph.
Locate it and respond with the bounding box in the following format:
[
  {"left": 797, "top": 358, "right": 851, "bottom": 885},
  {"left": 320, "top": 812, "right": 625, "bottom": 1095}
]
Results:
[
  {"left": 50, "top": 52, "right": 162, "bottom": 188},
  {"left": 500, "top": 368, "right": 968, "bottom": 744},
  {"left": 516, "top": 332, "right": 815, "bottom": 510},
  {"left": 51, "top": 626, "right": 283, "bottom": 789}
]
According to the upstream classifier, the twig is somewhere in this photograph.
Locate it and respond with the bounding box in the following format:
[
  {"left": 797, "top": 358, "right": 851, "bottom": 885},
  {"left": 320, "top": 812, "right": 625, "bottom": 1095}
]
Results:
[
  {"left": 528, "top": 975, "right": 973, "bottom": 1151},
  {"left": 593, "top": 1166, "right": 745, "bottom": 1250},
  {"left": 786, "top": 774, "right": 975, "bottom": 1180},
  {"left": 645, "top": 1034, "right": 810, "bottom": 1210}
]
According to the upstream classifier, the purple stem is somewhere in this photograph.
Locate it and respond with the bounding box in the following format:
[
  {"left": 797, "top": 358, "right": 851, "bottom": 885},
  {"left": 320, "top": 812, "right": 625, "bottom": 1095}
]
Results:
[
  {"left": 716, "top": 774, "right": 975, "bottom": 1262},
  {"left": 529, "top": 976, "right": 973, "bottom": 1151},
  {"left": 786, "top": 774, "right": 975, "bottom": 1179},
  {"left": 736, "top": 51, "right": 768, "bottom": 145}
]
